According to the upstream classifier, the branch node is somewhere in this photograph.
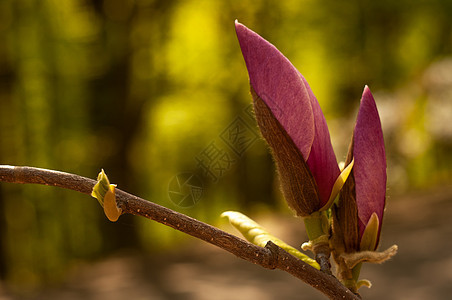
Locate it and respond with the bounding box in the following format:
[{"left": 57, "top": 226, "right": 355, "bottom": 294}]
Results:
[{"left": 264, "top": 240, "right": 279, "bottom": 269}]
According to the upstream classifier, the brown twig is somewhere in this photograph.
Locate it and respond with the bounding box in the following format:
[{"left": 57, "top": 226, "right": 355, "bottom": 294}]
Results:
[{"left": 0, "top": 165, "right": 359, "bottom": 300}]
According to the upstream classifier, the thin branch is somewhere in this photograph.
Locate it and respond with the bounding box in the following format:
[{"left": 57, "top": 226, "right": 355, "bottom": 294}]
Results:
[{"left": 0, "top": 165, "right": 359, "bottom": 300}]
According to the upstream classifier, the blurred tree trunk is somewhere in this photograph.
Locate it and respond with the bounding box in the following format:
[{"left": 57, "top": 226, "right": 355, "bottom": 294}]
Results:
[{"left": 89, "top": 0, "right": 176, "bottom": 250}]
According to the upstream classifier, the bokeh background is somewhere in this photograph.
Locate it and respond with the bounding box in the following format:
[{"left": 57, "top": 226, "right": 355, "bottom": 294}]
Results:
[{"left": 1, "top": 0, "right": 452, "bottom": 299}]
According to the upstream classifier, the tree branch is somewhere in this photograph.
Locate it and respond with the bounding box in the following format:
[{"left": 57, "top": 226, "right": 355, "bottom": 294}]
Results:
[{"left": 0, "top": 165, "right": 359, "bottom": 300}]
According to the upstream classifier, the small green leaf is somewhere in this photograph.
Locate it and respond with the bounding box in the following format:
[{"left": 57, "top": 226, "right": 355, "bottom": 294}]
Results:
[
  {"left": 356, "top": 279, "right": 372, "bottom": 289},
  {"left": 91, "top": 169, "right": 122, "bottom": 222},
  {"left": 360, "top": 212, "right": 379, "bottom": 251},
  {"left": 103, "top": 184, "right": 121, "bottom": 222},
  {"left": 91, "top": 169, "right": 111, "bottom": 206},
  {"left": 222, "top": 211, "right": 320, "bottom": 269},
  {"left": 320, "top": 159, "right": 354, "bottom": 211}
]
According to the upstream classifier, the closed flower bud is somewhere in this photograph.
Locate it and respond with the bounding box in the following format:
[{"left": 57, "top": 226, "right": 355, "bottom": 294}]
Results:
[
  {"left": 334, "top": 86, "right": 386, "bottom": 252},
  {"left": 235, "top": 21, "right": 340, "bottom": 216}
]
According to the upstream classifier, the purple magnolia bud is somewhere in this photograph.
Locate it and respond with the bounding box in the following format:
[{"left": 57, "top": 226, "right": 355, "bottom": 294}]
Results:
[
  {"left": 354, "top": 86, "right": 386, "bottom": 248},
  {"left": 235, "top": 21, "right": 340, "bottom": 216},
  {"left": 334, "top": 86, "right": 386, "bottom": 251}
]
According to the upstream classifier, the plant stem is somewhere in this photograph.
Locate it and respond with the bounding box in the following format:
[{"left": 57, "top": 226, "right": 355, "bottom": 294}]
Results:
[
  {"left": 304, "top": 211, "right": 332, "bottom": 274},
  {"left": 0, "top": 165, "right": 359, "bottom": 300}
]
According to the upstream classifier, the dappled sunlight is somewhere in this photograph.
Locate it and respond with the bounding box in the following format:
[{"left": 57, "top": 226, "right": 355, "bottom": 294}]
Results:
[{"left": 165, "top": 1, "right": 223, "bottom": 87}]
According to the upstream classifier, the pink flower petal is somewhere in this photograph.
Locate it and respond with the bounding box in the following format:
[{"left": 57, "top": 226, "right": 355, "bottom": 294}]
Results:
[
  {"left": 353, "top": 86, "right": 386, "bottom": 240},
  {"left": 235, "top": 21, "right": 339, "bottom": 206},
  {"left": 304, "top": 77, "right": 340, "bottom": 207},
  {"left": 235, "top": 21, "right": 314, "bottom": 160}
]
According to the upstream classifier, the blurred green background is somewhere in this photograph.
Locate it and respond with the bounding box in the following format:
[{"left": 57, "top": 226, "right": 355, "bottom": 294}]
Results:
[{"left": 1, "top": 0, "right": 452, "bottom": 298}]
